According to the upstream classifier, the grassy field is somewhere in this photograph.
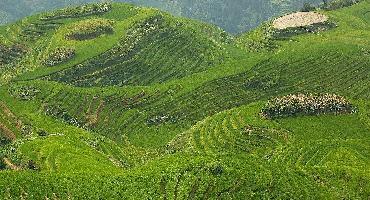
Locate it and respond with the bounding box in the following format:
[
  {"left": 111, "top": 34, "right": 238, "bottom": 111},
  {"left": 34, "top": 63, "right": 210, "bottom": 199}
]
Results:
[{"left": 0, "top": 0, "right": 369, "bottom": 199}]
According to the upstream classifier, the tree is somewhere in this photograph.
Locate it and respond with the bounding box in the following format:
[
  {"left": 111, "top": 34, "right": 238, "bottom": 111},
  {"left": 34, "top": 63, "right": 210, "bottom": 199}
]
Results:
[{"left": 301, "top": 2, "right": 316, "bottom": 11}]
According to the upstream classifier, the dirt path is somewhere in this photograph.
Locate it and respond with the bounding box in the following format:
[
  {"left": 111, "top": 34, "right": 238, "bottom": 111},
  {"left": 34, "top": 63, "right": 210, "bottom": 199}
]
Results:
[
  {"left": 0, "top": 101, "right": 23, "bottom": 129},
  {"left": 0, "top": 122, "right": 16, "bottom": 141},
  {"left": 3, "top": 157, "right": 20, "bottom": 170}
]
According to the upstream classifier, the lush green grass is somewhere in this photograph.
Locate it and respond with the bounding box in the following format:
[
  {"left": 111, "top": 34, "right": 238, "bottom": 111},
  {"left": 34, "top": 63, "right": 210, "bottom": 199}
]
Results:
[{"left": 0, "top": 1, "right": 370, "bottom": 199}]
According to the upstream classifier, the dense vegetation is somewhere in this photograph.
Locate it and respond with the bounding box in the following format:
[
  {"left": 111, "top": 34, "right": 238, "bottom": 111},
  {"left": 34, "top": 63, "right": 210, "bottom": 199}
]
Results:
[
  {"left": 0, "top": 44, "right": 27, "bottom": 65},
  {"left": 42, "top": 2, "right": 111, "bottom": 20},
  {"left": 0, "top": 0, "right": 369, "bottom": 199},
  {"left": 43, "top": 47, "right": 76, "bottom": 66},
  {"left": 65, "top": 18, "right": 115, "bottom": 40},
  {"left": 261, "top": 93, "right": 355, "bottom": 119}
]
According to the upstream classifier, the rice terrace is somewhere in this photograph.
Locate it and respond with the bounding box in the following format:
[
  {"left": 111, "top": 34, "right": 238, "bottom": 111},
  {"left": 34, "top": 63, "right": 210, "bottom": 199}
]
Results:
[{"left": 0, "top": 0, "right": 370, "bottom": 199}]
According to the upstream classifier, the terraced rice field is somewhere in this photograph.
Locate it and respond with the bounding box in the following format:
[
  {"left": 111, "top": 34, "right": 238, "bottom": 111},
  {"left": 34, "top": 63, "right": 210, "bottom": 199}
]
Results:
[
  {"left": 0, "top": 1, "right": 370, "bottom": 198},
  {"left": 44, "top": 14, "right": 227, "bottom": 87}
]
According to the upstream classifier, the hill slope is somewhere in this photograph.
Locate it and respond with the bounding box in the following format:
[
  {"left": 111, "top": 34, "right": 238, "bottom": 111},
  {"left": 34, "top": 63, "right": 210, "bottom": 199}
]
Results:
[{"left": 0, "top": 1, "right": 369, "bottom": 199}]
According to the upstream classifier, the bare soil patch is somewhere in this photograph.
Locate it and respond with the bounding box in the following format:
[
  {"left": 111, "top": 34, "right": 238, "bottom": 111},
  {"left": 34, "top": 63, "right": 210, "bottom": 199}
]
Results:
[{"left": 273, "top": 12, "right": 328, "bottom": 30}]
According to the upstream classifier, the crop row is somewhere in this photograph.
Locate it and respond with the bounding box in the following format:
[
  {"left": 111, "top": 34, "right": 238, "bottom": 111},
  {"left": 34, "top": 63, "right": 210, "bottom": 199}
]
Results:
[
  {"left": 0, "top": 152, "right": 344, "bottom": 199},
  {"left": 19, "top": 20, "right": 63, "bottom": 42},
  {"left": 45, "top": 14, "right": 225, "bottom": 87}
]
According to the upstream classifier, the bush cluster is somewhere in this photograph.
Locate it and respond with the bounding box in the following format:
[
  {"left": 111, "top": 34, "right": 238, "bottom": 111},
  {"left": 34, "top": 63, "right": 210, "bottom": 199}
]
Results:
[
  {"left": 42, "top": 3, "right": 112, "bottom": 20},
  {"left": 0, "top": 136, "right": 11, "bottom": 147},
  {"left": 0, "top": 43, "right": 27, "bottom": 65},
  {"left": 66, "top": 18, "right": 114, "bottom": 41},
  {"left": 245, "top": 75, "right": 280, "bottom": 90},
  {"left": 301, "top": 3, "right": 317, "bottom": 12},
  {"left": 44, "top": 104, "right": 81, "bottom": 127},
  {"left": 239, "top": 23, "right": 277, "bottom": 52},
  {"left": 44, "top": 47, "right": 75, "bottom": 66},
  {"left": 273, "top": 21, "right": 337, "bottom": 39},
  {"left": 0, "top": 148, "right": 39, "bottom": 171},
  {"left": 321, "top": 0, "right": 363, "bottom": 10},
  {"left": 9, "top": 86, "right": 40, "bottom": 101},
  {"left": 300, "top": 0, "right": 363, "bottom": 12},
  {"left": 261, "top": 93, "right": 356, "bottom": 119},
  {"left": 0, "top": 158, "right": 6, "bottom": 170}
]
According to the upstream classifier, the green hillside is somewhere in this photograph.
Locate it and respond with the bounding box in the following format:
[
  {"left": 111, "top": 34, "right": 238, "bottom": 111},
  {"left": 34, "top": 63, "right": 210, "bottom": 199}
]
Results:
[{"left": 0, "top": 0, "right": 369, "bottom": 199}]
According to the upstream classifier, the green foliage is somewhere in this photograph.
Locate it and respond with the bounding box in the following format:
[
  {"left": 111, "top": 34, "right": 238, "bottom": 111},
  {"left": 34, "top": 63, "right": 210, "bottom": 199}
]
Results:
[
  {"left": 0, "top": 135, "right": 11, "bottom": 146},
  {"left": 301, "top": 2, "right": 317, "bottom": 11},
  {"left": 43, "top": 47, "right": 75, "bottom": 66},
  {"left": 321, "top": 0, "right": 363, "bottom": 10},
  {"left": 43, "top": 104, "right": 82, "bottom": 127},
  {"left": 8, "top": 85, "right": 40, "bottom": 101},
  {"left": 0, "top": 43, "right": 27, "bottom": 65},
  {"left": 245, "top": 74, "right": 281, "bottom": 90},
  {"left": 236, "top": 23, "right": 278, "bottom": 52},
  {"left": 261, "top": 93, "right": 356, "bottom": 119},
  {"left": 66, "top": 18, "right": 115, "bottom": 41},
  {"left": 0, "top": 158, "right": 5, "bottom": 169},
  {"left": 42, "top": 3, "right": 112, "bottom": 20}
]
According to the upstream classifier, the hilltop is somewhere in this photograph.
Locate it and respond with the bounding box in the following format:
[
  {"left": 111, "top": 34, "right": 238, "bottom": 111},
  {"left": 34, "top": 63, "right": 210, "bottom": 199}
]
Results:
[{"left": 0, "top": 0, "right": 369, "bottom": 199}]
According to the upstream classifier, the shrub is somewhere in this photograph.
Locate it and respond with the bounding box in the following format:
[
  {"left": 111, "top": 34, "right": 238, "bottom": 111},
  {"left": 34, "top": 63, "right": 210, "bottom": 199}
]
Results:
[
  {"left": 9, "top": 86, "right": 40, "bottom": 100},
  {"left": 321, "top": 0, "right": 363, "bottom": 10},
  {"left": 207, "top": 163, "right": 224, "bottom": 176},
  {"left": 37, "top": 129, "right": 48, "bottom": 137},
  {"left": 44, "top": 104, "right": 81, "bottom": 127},
  {"left": 66, "top": 18, "right": 114, "bottom": 41},
  {"left": 245, "top": 75, "right": 280, "bottom": 90},
  {"left": 42, "top": 3, "right": 112, "bottom": 20},
  {"left": 0, "top": 43, "right": 27, "bottom": 65},
  {"left": 273, "top": 21, "right": 337, "bottom": 39},
  {"left": 301, "top": 3, "right": 317, "bottom": 12},
  {"left": 0, "top": 136, "right": 11, "bottom": 146},
  {"left": 0, "top": 158, "right": 6, "bottom": 170},
  {"left": 238, "top": 23, "right": 277, "bottom": 52},
  {"left": 44, "top": 47, "right": 75, "bottom": 66},
  {"left": 26, "top": 160, "right": 39, "bottom": 171},
  {"left": 261, "top": 93, "right": 356, "bottom": 119}
]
